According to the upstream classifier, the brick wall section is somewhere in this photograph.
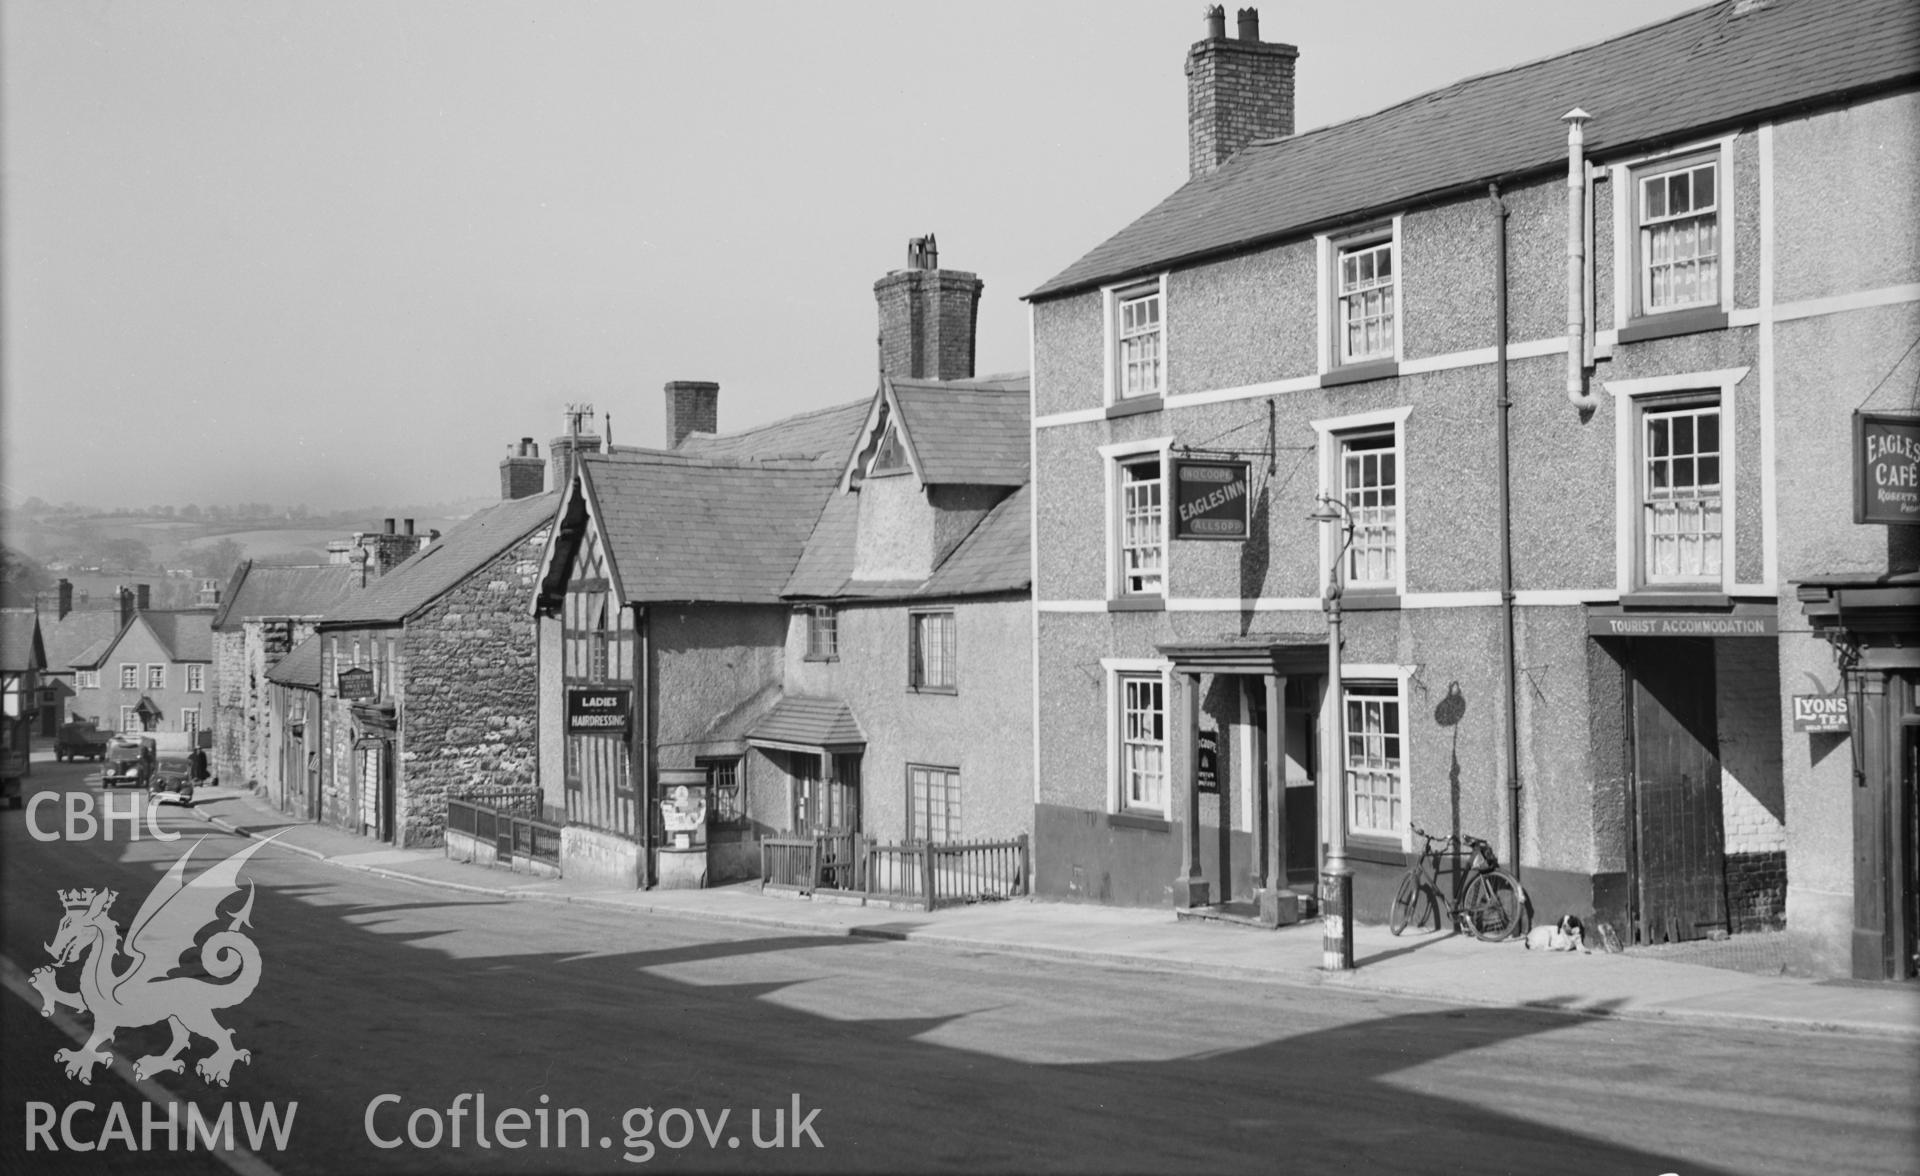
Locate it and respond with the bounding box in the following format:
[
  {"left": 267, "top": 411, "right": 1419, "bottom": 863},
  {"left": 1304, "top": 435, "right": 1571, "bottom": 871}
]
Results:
[
  {"left": 1185, "top": 35, "right": 1298, "bottom": 178},
  {"left": 874, "top": 269, "right": 983, "bottom": 381},
  {"left": 665, "top": 381, "right": 719, "bottom": 447},
  {"left": 1726, "top": 850, "right": 1788, "bottom": 932},
  {"left": 391, "top": 527, "right": 548, "bottom": 847}
]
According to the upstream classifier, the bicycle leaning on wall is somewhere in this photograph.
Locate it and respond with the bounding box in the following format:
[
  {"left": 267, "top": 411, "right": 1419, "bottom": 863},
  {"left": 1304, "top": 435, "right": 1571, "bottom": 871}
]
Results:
[{"left": 1389, "top": 826, "right": 1529, "bottom": 942}]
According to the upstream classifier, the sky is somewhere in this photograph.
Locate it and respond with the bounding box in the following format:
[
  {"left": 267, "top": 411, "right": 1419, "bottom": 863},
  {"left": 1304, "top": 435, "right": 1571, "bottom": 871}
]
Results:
[{"left": 2, "top": 0, "right": 1714, "bottom": 512}]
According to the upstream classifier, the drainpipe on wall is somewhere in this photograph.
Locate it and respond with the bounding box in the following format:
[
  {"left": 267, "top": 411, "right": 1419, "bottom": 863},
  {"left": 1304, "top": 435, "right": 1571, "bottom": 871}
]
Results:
[
  {"left": 1491, "top": 183, "right": 1524, "bottom": 884},
  {"left": 635, "top": 604, "right": 653, "bottom": 890},
  {"left": 1563, "top": 108, "right": 1597, "bottom": 411}
]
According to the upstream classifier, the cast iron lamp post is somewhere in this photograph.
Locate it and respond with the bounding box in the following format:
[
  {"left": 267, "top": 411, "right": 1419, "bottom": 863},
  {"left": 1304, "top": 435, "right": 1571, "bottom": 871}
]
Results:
[{"left": 1308, "top": 493, "right": 1356, "bottom": 971}]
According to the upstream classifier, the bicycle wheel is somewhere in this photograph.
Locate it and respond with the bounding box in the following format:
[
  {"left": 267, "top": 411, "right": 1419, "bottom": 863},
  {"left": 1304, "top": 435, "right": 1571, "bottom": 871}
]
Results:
[
  {"left": 1460, "top": 870, "right": 1526, "bottom": 942},
  {"left": 1388, "top": 871, "right": 1430, "bottom": 936}
]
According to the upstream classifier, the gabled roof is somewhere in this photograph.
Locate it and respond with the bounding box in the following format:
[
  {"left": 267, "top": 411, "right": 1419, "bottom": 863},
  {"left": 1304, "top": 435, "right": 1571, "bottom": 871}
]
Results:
[
  {"left": 1031, "top": 0, "right": 1920, "bottom": 299},
  {"left": 37, "top": 608, "right": 129, "bottom": 673},
  {"left": 323, "top": 493, "right": 560, "bottom": 627},
  {"left": 71, "top": 610, "right": 214, "bottom": 669},
  {"left": 782, "top": 483, "right": 1030, "bottom": 601},
  {"left": 212, "top": 562, "right": 360, "bottom": 632},
  {"left": 1, "top": 608, "right": 46, "bottom": 673},
  {"left": 578, "top": 455, "right": 840, "bottom": 604},
  {"left": 265, "top": 633, "right": 324, "bottom": 690},
  {"left": 872, "top": 378, "right": 1029, "bottom": 488},
  {"left": 671, "top": 398, "right": 872, "bottom": 468}
]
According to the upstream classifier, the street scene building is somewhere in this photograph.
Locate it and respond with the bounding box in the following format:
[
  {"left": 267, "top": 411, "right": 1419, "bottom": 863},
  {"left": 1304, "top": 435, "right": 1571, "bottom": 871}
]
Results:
[
  {"left": 61, "top": 590, "right": 215, "bottom": 737},
  {"left": 534, "top": 242, "right": 1034, "bottom": 892},
  {"left": 1026, "top": 0, "right": 1918, "bottom": 979}
]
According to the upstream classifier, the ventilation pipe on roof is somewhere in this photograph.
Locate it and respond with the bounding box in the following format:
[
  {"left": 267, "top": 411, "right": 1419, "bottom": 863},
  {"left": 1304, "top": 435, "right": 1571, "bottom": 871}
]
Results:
[{"left": 1564, "top": 108, "right": 1597, "bottom": 411}]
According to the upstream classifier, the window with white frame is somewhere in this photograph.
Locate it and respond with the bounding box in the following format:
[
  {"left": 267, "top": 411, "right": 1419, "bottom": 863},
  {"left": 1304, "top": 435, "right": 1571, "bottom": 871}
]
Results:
[
  {"left": 147, "top": 664, "right": 165, "bottom": 690},
  {"left": 120, "top": 706, "right": 138, "bottom": 732},
  {"left": 806, "top": 605, "right": 839, "bottom": 660},
  {"left": 908, "top": 763, "right": 961, "bottom": 843},
  {"left": 78, "top": 670, "right": 99, "bottom": 690},
  {"left": 1119, "top": 673, "right": 1167, "bottom": 812},
  {"left": 1339, "top": 430, "right": 1400, "bottom": 589},
  {"left": 181, "top": 708, "right": 200, "bottom": 736},
  {"left": 1342, "top": 680, "right": 1405, "bottom": 839},
  {"left": 1640, "top": 398, "right": 1723, "bottom": 584},
  {"left": 1118, "top": 456, "right": 1165, "bottom": 596},
  {"left": 1114, "top": 282, "right": 1164, "bottom": 400},
  {"left": 186, "top": 664, "right": 205, "bottom": 692},
  {"left": 909, "top": 610, "right": 956, "bottom": 691},
  {"left": 700, "top": 756, "right": 745, "bottom": 826},
  {"left": 120, "top": 663, "right": 138, "bottom": 690},
  {"left": 1336, "top": 232, "right": 1396, "bottom": 364},
  {"left": 1635, "top": 154, "right": 1720, "bottom": 317}
]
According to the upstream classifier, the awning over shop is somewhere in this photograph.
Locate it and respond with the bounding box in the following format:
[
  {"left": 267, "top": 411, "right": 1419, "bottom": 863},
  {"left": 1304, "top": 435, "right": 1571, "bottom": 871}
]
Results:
[{"left": 745, "top": 695, "right": 866, "bottom": 755}]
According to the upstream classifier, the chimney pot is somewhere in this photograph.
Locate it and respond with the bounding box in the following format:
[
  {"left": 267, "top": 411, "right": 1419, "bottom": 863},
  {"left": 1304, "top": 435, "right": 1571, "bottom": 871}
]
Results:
[
  {"left": 1205, "top": 4, "right": 1225, "bottom": 39},
  {"left": 1187, "top": 5, "right": 1296, "bottom": 178},
  {"left": 1237, "top": 6, "right": 1258, "bottom": 40},
  {"left": 404, "top": 518, "right": 415, "bottom": 536},
  {"left": 384, "top": 518, "right": 396, "bottom": 535}
]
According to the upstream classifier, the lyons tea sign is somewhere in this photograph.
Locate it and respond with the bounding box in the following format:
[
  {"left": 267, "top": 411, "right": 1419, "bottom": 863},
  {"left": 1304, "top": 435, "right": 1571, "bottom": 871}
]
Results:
[{"left": 1854, "top": 410, "right": 1920, "bottom": 525}]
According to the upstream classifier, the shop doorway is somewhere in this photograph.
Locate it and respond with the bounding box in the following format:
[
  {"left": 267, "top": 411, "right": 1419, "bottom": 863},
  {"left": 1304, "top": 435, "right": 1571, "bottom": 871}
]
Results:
[{"left": 1627, "top": 638, "right": 1729, "bottom": 943}]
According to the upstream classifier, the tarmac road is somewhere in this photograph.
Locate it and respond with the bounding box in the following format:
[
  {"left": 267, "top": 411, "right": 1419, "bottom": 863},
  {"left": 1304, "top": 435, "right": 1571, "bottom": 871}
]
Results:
[{"left": 3, "top": 758, "right": 1916, "bottom": 1175}]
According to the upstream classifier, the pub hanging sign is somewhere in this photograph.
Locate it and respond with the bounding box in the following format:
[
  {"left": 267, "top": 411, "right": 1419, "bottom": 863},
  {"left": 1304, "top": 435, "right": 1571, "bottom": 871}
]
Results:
[
  {"left": 567, "top": 687, "right": 630, "bottom": 734},
  {"left": 335, "top": 666, "right": 374, "bottom": 701},
  {"left": 1854, "top": 410, "right": 1920, "bottom": 525},
  {"left": 1173, "top": 458, "right": 1251, "bottom": 541}
]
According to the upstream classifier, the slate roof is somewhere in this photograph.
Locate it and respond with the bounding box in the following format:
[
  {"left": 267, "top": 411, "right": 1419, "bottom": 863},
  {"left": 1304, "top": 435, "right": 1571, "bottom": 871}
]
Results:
[
  {"left": 887, "top": 378, "right": 1029, "bottom": 487},
  {"left": 211, "top": 562, "right": 360, "bottom": 632},
  {"left": 265, "top": 634, "right": 323, "bottom": 690},
  {"left": 324, "top": 493, "right": 560, "bottom": 627},
  {"left": 783, "top": 484, "right": 1031, "bottom": 600},
  {"left": 1, "top": 609, "right": 46, "bottom": 673},
  {"left": 580, "top": 455, "right": 840, "bottom": 604},
  {"left": 673, "top": 399, "right": 872, "bottom": 468},
  {"left": 37, "top": 609, "right": 129, "bottom": 673},
  {"left": 1031, "top": 0, "right": 1920, "bottom": 299},
  {"left": 744, "top": 695, "right": 866, "bottom": 750},
  {"left": 144, "top": 611, "right": 214, "bottom": 662}
]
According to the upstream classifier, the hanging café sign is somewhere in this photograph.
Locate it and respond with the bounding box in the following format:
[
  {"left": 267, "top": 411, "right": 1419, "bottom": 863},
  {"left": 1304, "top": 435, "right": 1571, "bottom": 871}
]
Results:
[
  {"left": 1173, "top": 459, "right": 1251, "bottom": 540},
  {"left": 1855, "top": 410, "right": 1920, "bottom": 525}
]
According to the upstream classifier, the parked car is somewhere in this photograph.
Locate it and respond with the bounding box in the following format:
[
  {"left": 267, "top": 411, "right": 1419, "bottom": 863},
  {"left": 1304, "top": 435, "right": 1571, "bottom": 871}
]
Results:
[
  {"left": 102, "top": 735, "right": 155, "bottom": 789},
  {"left": 149, "top": 752, "right": 196, "bottom": 806},
  {"left": 55, "top": 721, "right": 111, "bottom": 762}
]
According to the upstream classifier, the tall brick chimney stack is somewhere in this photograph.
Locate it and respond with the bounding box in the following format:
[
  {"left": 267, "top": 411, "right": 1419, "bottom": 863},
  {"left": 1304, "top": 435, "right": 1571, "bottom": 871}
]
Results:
[
  {"left": 501, "top": 438, "right": 545, "bottom": 500},
  {"left": 550, "top": 404, "right": 603, "bottom": 491},
  {"left": 664, "top": 382, "right": 719, "bottom": 448},
  {"left": 1187, "top": 6, "right": 1298, "bottom": 179},
  {"left": 135, "top": 584, "right": 150, "bottom": 613},
  {"left": 118, "top": 587, "right": 134, "bottom": 630},
  {"left": 57, "top": 578, "right": 73, "bottom": 620},
  {"left": 874, "top": 234, "right": 984, "bottom": 382}
]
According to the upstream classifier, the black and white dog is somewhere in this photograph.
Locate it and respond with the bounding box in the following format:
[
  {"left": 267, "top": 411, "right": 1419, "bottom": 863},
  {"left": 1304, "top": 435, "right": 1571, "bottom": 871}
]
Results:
[{"left": 1524, "top": 914, "right": 1591, "bottom": 953}]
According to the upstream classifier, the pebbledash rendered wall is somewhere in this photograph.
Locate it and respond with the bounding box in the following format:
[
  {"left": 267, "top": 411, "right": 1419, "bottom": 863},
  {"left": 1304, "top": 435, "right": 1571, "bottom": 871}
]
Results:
[
  {"left": 1029, "top": 133, "right": 1806, "bottom": 932},
  {"left": 1767, "top": 89, "right": 1920, "bottom": 974},
  {"left": 780, "top": 593, "right": 1033, "bottom": 846}
]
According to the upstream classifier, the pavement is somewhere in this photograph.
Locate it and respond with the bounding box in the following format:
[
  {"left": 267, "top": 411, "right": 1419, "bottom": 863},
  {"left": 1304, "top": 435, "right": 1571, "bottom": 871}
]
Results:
[{"left": 184, "top": 784, "right": 1920, "bottom": 1041}]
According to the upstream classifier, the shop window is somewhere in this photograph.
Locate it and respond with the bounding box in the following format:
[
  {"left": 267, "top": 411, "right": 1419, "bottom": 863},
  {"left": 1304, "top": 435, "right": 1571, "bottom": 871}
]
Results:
[{"left": 700, "top": 756, "right": 745, "bottom": 827}]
